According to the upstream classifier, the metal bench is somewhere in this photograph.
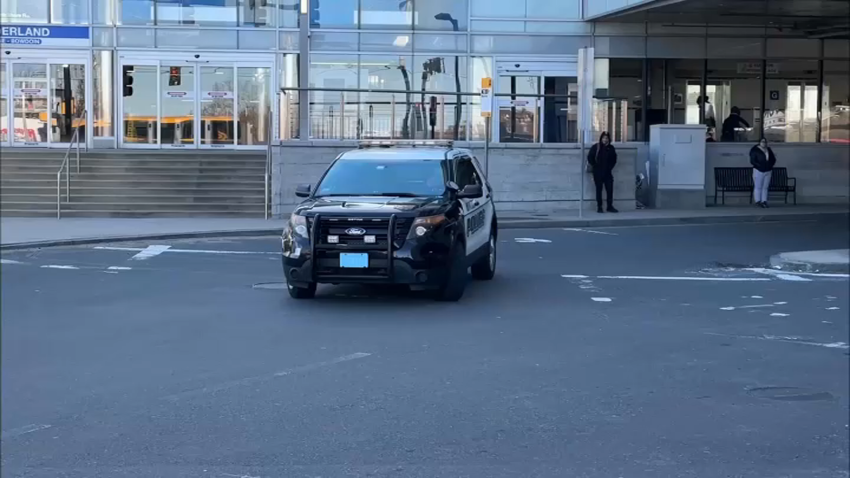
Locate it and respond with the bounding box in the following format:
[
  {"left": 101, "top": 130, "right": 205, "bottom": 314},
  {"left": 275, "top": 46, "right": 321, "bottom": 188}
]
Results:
[{"left": 713, "top": 167, "right": 797, "bottom": 205}]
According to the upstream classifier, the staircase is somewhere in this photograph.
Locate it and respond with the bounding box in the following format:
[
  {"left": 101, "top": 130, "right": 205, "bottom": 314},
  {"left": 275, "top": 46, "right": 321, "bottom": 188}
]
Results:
[{"left": 0, "top": 149, "right": 268, "bottom": 217}]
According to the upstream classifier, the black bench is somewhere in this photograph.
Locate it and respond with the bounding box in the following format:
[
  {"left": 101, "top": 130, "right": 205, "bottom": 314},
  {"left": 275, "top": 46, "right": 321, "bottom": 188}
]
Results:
[{"left": 714, "top": 167, "right": 797, "bottom": 205}]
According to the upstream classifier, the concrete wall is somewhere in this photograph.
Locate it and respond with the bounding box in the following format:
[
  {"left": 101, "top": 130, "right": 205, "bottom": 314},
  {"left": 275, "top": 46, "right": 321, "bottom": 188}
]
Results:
[
  {"left": 272, "top": 142, "right": 638, "bottom": 217},
  {"left": 705, "top": 143, "right": 850, "bottom": 205}
]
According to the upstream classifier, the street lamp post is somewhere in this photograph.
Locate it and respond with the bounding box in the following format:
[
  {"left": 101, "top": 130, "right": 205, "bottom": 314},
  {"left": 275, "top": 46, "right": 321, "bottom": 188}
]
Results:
[{"left": 434, "top": 13, "right": 461, "bottom": 140}]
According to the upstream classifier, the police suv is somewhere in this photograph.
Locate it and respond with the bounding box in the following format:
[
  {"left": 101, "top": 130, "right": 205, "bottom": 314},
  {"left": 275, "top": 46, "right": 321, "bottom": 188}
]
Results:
[{"left": 281, "top": 140, "right": 496, "bottom": 301}]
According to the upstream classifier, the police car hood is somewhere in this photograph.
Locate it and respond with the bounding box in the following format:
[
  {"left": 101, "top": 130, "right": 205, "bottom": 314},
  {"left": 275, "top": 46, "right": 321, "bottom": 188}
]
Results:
[{"left": 296, "top": 196, "right": 444, "bottom": 216}]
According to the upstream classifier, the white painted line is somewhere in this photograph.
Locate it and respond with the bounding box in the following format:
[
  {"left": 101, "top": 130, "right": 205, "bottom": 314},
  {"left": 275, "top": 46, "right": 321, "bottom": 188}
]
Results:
[
  {"left": 163, "top": 352, "right": 372, "bottom": 401},
  {"left": 738, "top": 304, "right": 775, "bottom": 309},
  {"left": 103, "top": 271, "right": 119, "bottom": 274},
  {"left": 773, "top": 301, "right": 788, "bottom": 305},
  {"left": 770, "top": 313, "right": 790, "bottom": 317},
  {"left": 775, "top": 274, "right": 812, "bottom": 282},
  {"left": 1, "top": 424, "right": 52, "bottom": 440},
  {"left": 129, "top": 245, "right": 171, "bottom": 261},
  {"left": 747, "top": 268, "right": 847, "bottom": 279},
  {"left": 705, "top": 332, "right": 849, "bottom": 350},
  {"left": 514, "top": 238, "right": 552, "bottom": 243},
  {"left": 560, "top": 274, "right": 589, "bottom": 279},
  {"left": 591, "top": 297, "right": 612, "bottom": 302},
  {"left": 826, "top": 295, "right": 837, "bottom": 299},
  {"left": 0, "top": 259, "right": 25, "bottom": 265},
  {"left": 750, "top": 295, "right": 763, "bottom": 299},
  {"left": 720, "top": 307, "right": 735, "bottom": 311},
  {"left": 827, "top": 307, "right": 840, "bottom": 310},
  {"left": 597, "top": 275, "right": 770, "bottom": 282},
  {"left": 95, "top": 246, "right": 280, "bottom": 256},
  {"left": 823, "top": 320, "right": 833, "bottom": 324},
  {"left": 563, "top": 228, "right": 618, "bottom": 236},
  {"left": 107, "top": 266, "right": 132, "bottom": 270},
  {"left": 40, "top": 265, "right": 79, "bottom": 270}
]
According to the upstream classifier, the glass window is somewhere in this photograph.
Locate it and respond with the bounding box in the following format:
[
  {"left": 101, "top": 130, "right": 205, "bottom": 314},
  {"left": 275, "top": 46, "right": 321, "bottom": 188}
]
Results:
[
  {"left": 822, "top": 60, "right": 850, "bottom": 144},
  {"left": 119, "top": 0, "right": 154, "bottom": 24},
  {"left": 707, "top": 38, "right": 764, "bottom": 59},
  {"left": 92, "top": 0, "right": 111, "bottom": 23},
  {"left": 469, "top": 56, "right": 492, "bottom": 141},
  {"left": 766, "top": 39, "right": 820, "bottom": 58},
  {"left": 414, "top": 34, "right": 467, "bottom": 53},
  {"left": 594, "top": 36, "right": 645, "bottom": 58},
  {"left": 309, "top": 54, "right": 358, "bottom": 139},
  {"left": 360, "top": 0, "right": 412, "bottom": 29},
  {"left": 593, "top": 59, "right": 642, "bottom": 142},
  {"left": 2, "top": 0, "right": 49, "bottom": 23},
  {"left": 279, "top": 53, "right": 300, "bottom": 140},
  {"left": 360, "top": 33, "right": 413, "bottom": 52},
  {"left": 646, "top": 37, "right": 706, "bottom": 59},
  {"left": 455, "top": 157, "right": 479, "bottom": 188},
  {"left": 470, "top": 20, "right": 524, "bottom": 32},
  {"left": 93, "top": 51, "right": 113, "bottom": 137},
  {"left": 413, "top": 55, "right": 468, "bottom": 140},
  {"left": 646, "top": 59, "right": 703, "bottom": 126},
  {"left": 156, "top": 0, "right": 238, "bottom": 26},
  {"left": 92, "top": 27, "right": 114, "bottom": 46},
  {"left": 414, "top": 0, "right": 467, "bottom": 31},
  {"left": 279, "top": 31, "right": 298, "bottom": 49},
  {"left": 277, "top": 0, "right": 297, "bottom": 27},
  {"left": 471, "top": 35, "right": 590, "bottom": 54},
  {"left": 708, "top": 59, "right": 761, "bottom": 143},
  {"left": 525, "top": 21, "right": 590, "bottom": 33},
  {"left": 315, "top": 158, "right": 447, "bottom": 197},
  {"left": 471, "top": 0, "right": 524, "bottom": 18},
  {"left": 359, "top": 55, "right": 412, "bottom": 139},
  {"left": 237, "top": 67, "right": 272, "bottom": 145},
  {"left": 525, "top": 0, "right": 579, "bottom": 19},
  {"left": 122, "top": 64, "right": 158, "bottom": 145},
  {"left": 310, "top": 32, "right": 358, "bottom": 51},
  {"left": 308, "top": 0, "right": 356, "bottom": 28},
  {"left": 239, "top": 0, "right": 275, "bottom": 26},
  {"left": 155, "top": 29, "right": 238, "bottom": 49},
  {"left": 764, "top": 60, "right": 819, "bottom": 143},
  {"left": 52, "top": 0, "right": 88, "bottom": 23},
  {"left": 117, "top": 27, "right": 154, "bottom": 46},
  {"left": 238, "top": 30, "right": 275, "bottom": 49}
]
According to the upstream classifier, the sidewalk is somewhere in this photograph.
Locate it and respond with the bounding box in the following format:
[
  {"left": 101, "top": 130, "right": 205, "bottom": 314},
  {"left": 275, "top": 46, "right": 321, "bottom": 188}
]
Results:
[{"left": 1, "top": 205, "right": 847, "bottom": 250}]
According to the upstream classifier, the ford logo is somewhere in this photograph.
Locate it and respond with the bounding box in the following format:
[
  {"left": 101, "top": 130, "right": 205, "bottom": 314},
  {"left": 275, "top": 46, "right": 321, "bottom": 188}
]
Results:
[{"left": 345, "top": 227, "right": 366, "bottom": 236}]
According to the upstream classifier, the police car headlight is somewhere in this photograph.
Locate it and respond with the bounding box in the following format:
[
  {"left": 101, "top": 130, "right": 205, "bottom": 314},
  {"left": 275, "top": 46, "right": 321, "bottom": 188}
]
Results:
[
  {"left": 408, "top": 215, "right": 446, "bottom": 239},
  {"left": 285, "top": 213, "right": 309, "bottom": 239}
]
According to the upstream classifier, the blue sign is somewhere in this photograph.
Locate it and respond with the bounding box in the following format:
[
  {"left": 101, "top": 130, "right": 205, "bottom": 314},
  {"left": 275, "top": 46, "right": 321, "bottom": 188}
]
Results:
[{"left": 1, "top": 25, "right": 89, "bottom": 47}]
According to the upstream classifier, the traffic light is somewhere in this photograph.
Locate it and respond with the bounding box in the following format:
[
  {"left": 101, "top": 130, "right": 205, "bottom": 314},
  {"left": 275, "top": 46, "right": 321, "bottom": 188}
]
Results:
[
  {"left": 168, "top": 66, "right": 181, "bottom": 86},
  {"left": 429, "top": 96, "right": 438, "bottom": 129},
  {"left": 122, "top": 65, "right": 134, "bottom": 97},
  {"left": 310, "top": 0, "right": 319, "bottom": 27},
  {"left": 423, "top": 57, "right": 443, "bottom": 75}
]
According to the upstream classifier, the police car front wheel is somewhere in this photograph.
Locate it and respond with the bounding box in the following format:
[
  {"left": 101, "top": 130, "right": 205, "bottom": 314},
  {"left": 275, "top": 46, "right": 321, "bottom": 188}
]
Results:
[{"left": 287, "top": 281, "right": 317, "bottom": 299}]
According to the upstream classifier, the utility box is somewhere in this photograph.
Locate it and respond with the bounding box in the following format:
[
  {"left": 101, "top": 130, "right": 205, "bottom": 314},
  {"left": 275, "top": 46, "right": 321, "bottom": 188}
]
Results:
[{"left": 649, "top": 124, "right": 707, "bottom": 209}]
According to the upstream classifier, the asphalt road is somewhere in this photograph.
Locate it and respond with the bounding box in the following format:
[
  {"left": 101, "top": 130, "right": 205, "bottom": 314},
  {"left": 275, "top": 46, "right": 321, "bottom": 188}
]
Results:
[{"left": 2, "top": 219, "right": 848, "bottom": 478}]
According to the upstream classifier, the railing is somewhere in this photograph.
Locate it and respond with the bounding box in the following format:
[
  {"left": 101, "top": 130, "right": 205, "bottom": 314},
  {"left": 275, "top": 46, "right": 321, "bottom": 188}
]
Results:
[
  {"left": 56, "top": 110, "right": 86, "bottom": 219},
  {"left": 265, "top": 106, "right": 273, "bottom": 220}
]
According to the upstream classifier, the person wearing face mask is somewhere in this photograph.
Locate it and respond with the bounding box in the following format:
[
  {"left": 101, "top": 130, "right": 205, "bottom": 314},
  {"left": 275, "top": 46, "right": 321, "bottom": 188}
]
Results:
[
  {"left": 587, "top": 131, "right": 618, "bottom": 213},
  {"left": 749, "top": 138, "right": 777, "bottom": 208}
]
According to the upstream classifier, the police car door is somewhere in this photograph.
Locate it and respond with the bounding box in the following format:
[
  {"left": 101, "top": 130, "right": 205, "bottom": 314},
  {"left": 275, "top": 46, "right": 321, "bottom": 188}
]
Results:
[{"left": 456, "top": 155, "right": 488, "bottom": 257}]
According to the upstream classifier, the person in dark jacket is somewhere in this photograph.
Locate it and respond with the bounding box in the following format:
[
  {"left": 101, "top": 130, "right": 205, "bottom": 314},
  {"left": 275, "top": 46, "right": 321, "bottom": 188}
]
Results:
[
  {"left": 587, "top": 131, "right": 618, "bottom": 213},
  {"left": 721, "top": 106, "right": 751, "bottom": 142},
  {"left": 749, "top": 138, "right": 777, "bottom": 208}
]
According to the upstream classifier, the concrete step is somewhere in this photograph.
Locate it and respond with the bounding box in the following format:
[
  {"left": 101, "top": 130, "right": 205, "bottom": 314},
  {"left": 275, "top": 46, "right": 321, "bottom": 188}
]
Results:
[
  {"left": 0, "top": 172, "right": 264, "bottom": 181},
  {"left": 2, "top": 185, "right": 264, "bottom": 195},
  {"left": 1, "top": 209, "right": 267, "bottom": 218},
  {"left": 2, "top": 194, "right": 265, "bottom": 203},
  {"left": 2, "top": 201, "right": 265, "bottom": 212},
  {"left": 1, "top": 179, "right": 265, "bottom": 188}
]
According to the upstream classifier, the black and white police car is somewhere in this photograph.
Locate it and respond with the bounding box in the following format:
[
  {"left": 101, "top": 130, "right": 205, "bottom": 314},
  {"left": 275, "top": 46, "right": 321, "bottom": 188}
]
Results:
[{"left": 281, "top": 140, "right": 497, "bottom": 301}]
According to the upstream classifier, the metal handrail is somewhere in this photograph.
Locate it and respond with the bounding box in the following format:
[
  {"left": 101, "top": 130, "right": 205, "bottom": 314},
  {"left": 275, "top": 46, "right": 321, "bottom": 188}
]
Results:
[
  {"left": 264, "top": 106, "right": 273, "bottom": 220},
  {"left": 56, "top": 110, "right": 86, "bottom": 219}
]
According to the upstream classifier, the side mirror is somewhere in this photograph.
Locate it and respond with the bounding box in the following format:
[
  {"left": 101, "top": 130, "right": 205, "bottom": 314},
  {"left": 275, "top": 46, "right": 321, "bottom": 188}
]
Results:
[
  {"left": 457, "top": 184, "right": 483, "bottom": 199},
  {"left": 295, "top": 184, "right": 312, "bottom": 198}
]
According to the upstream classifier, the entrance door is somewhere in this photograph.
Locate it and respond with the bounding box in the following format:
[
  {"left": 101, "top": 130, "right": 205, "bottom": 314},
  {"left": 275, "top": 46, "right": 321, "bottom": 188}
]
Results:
[
  {"left": 120, "top": 57, "right": 272, "bottom": 149},
  {"left": 1, "top": 58, "right": 87, "bottom": 148}
]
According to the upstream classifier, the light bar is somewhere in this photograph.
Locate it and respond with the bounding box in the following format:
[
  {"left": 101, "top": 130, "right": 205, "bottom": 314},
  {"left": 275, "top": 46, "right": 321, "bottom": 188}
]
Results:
[{"left": 358, "top": 140, "right": 454, "bottom": 149}]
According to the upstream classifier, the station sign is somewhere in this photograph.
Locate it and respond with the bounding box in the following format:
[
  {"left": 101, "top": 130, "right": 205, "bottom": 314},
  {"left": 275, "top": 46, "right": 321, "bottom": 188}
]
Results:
[
  {"left": 1, "top": 25, "right": 89, "bottom": 47},
  {"left": 480, "top": 77, "right": 492, "bottom": 118}
]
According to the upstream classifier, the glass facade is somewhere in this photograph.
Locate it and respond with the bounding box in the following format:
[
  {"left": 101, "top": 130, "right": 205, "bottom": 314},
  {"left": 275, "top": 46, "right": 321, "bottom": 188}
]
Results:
[{"left": 0, "top": 0, "right": 847, "bottom": 148}]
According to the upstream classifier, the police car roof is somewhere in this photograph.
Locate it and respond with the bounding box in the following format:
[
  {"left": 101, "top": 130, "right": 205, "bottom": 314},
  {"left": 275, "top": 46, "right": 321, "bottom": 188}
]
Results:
[{"left": 339, "top": 147, "right": 454, "bottom": 161}]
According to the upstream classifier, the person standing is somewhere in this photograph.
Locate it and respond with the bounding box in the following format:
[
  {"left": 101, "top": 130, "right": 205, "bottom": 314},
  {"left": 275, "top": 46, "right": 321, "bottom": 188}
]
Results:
[
  {"left": 587, "top": 131, "right": 618, "bottom": 213},
  {"left": 721, "top": 106, "right": 751, "bottom": 142},
  {"left": 750, "top": 138, "right": 776, "bottom": 208}
]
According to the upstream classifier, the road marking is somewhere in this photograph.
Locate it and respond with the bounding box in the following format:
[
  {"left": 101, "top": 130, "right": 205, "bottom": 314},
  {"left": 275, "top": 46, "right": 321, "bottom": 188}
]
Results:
[
  {"left": 514, "top": 238, "right": 552, "bottom": 243},
  {"left": 591, "top": 297, "right": 612, "bottom": 302},
  {"left": 107, "top": 266, "right": 132, "bottom": 270},
  {"left": 747, "top": 268, "right": 848, "bottom": 279},
  {"left": 750, "top": 295, "right": 763, "bottom": 299},
  {"left": 1, "top": 424, "right": 52, "bottom": 440},
  {"left": 128, "top": 245, "right": 171, "bottom": 261},
  {"left": 720, "top": 307, "right": 735, "bottom": 311},
  {"left": 0, "top": 259, "right": 25, "bottom": 265},
  {"left": 770, "top": 313, "right": 790, "bottom": 317},
  {"left": 163, "top": 352, "right": 372, "bottom": 401},
  {"left": 597, "top": 275, "right": 770, "bottom": 282},
  {"left": 706, "top": 332, "right": 848, "bottom": 350},
  {"left": 773, "top": 301, "right": 787, "bottom": 305},
  {"left": 563, "top": 228, "right": 618, "bottom": 236},
  {"left": 40, "top": 265, "right": 79, "bottom": 270},
  {"left": 95, "top": 246, "right": 280, "bottom": 256},
  {"left": 739, "top": 304, "right": 775, "bottom": 309},
  {"left": 827, "top": 307, "right": 840, "bottom": 310},
  {"left": 775, "top": 273, "right": 812, "bottom": 282},
  {"left": 561, "top": 274, "right": 589, "bottom": 279}
]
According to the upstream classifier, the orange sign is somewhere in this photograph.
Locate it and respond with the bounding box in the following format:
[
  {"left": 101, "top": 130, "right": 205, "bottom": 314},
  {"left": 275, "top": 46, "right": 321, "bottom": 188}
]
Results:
[{"left": 481, "top": 77, "right": 492, "bottom": 89}]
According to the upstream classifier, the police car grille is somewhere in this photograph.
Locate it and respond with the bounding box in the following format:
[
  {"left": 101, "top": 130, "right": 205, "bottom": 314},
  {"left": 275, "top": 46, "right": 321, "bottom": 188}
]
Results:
[{"left": 316, "top": 217, "right": 412, "bottom": 249}]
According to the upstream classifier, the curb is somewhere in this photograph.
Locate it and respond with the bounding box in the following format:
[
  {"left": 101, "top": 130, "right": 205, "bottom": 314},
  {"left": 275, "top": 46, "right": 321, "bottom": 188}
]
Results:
[
  {"left": 769, "top": 249, "right": 850, "bottom": 274},
  {"left": 1, "top": 211, "right": 847, "bottom": 251}
]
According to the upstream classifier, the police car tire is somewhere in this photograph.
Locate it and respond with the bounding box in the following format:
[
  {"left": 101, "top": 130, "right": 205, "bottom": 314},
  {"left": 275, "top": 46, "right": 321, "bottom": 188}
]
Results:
[
  {"left": 471, "top": 230, "right": 496, "bottom": 281},
  {"left": 287, "top": 281, "right": 317, "bottom": 299},
  {"left": 436, "top": 243, "right": 467, "bottom": 302}
]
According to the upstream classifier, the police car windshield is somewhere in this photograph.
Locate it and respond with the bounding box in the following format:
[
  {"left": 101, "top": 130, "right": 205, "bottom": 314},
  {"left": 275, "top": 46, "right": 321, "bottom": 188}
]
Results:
[{"left": 315, "top": 158, "right": 446, "bottom": 198}]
